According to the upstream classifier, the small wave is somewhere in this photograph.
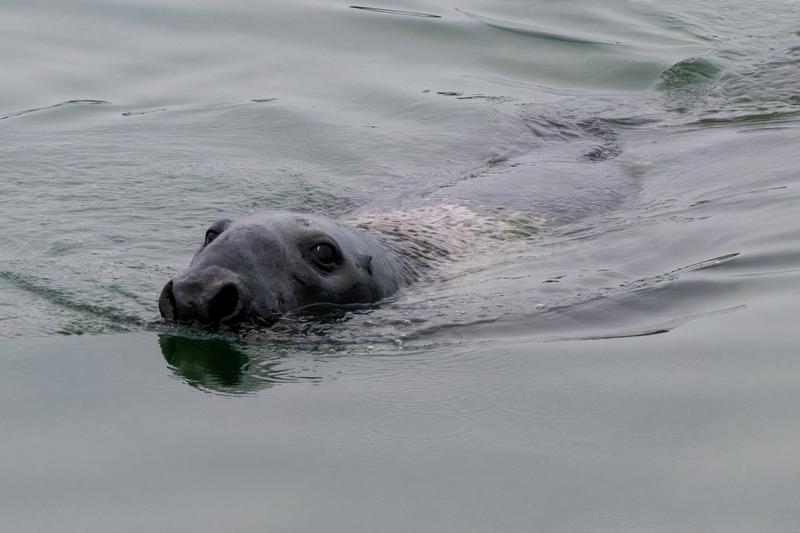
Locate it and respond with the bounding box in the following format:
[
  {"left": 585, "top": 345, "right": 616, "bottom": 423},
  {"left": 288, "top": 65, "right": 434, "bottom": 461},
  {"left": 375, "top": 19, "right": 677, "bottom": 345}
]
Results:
[
  {"left": 692, "top": 110, "right": 800, "bottom": 127},
  {"left": 0, "top": 270, "right": 145, "bottom": 334},
  {"left": 662, "top": 45, "right": 800, "bottom": 126},
  {"left": 121, "top": 108, "right": 167, "bottom": 117},
  {"left": 558, "top": 305, "right": 747, "bottom": 341},
  {"left": 349, "top": 6, "right": 441, "bottom": 19},
  {"left": 0, "top": 99, "right": 111, "bottom": 121},
  {"left": 457, "top": 9, "right": 620, "bottom": 46},
  {"left": 689, "top": 186, "right": 789, "bottom": 207},
  {"left": 657, "top": 57, "right": 722, "bottom": 91}
]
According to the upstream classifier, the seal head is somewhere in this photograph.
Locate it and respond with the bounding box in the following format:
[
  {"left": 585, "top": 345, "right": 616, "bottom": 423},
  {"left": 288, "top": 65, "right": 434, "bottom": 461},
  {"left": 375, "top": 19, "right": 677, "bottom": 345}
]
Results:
[{"left": 159, "top": 212, "right": 407, "bottom": 326}]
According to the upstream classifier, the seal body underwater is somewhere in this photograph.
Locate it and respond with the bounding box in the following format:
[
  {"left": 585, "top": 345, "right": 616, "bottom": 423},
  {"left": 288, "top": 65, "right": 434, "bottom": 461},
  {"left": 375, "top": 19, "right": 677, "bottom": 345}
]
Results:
[{"left": 158, "top": 211, "right": 414, "bottom": 326}]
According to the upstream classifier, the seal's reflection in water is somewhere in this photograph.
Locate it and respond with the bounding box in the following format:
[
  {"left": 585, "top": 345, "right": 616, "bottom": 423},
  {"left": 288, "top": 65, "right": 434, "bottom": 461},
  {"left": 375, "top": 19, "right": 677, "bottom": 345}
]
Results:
[
  {"left": 158, "top": 309, "right": 369, "bottom": 393},
  {"left": 158, "top": 334, "right": 282, "bottom": 394}
]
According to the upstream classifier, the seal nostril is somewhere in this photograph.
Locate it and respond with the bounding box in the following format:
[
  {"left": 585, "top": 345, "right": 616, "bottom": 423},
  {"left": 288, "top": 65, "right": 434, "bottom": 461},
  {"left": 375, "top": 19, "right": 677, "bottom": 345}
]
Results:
[
  {"left": 158, "top": 280, "right": 178, "bottom": 321},
  {"left": 208, "top": 282, "right": 241, "bottom": 323},
  {"left": 167, "top": 283, "right": 178, "bottom": 319}
]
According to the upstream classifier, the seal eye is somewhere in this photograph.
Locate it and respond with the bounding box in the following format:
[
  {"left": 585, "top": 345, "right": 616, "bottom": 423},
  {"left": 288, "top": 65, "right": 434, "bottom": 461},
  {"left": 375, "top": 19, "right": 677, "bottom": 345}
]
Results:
[
  {"left": 311, "top": 243, "right": 339, "bottom": 270},
  {"left": 205, "top": 230, "right": 219, "bottom": 246}
]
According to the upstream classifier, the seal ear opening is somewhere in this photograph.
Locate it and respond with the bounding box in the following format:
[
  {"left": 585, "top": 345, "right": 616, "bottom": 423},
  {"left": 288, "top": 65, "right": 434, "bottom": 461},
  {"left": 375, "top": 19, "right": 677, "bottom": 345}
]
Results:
[{"left": 203, "top": 218, "right": 235, "bottom": 247}]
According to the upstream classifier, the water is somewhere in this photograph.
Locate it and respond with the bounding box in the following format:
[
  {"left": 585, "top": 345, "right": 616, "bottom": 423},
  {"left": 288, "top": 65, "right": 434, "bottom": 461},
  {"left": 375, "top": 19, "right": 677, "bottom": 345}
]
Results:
[{"left": 2, "top": 0, "right": 799, "bottom": 530}]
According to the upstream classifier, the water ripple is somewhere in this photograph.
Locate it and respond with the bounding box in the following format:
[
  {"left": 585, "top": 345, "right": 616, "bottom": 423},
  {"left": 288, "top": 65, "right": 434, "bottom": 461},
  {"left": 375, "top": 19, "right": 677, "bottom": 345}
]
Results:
[{"left": 0, "top": 99, "right": 110, "bottom": 120}]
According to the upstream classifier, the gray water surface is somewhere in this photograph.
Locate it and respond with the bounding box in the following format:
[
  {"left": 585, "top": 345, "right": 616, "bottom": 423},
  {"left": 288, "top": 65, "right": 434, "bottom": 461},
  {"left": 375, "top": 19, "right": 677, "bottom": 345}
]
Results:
[{"left": 2, "top": 0, "right": 800, "bottom": 531}]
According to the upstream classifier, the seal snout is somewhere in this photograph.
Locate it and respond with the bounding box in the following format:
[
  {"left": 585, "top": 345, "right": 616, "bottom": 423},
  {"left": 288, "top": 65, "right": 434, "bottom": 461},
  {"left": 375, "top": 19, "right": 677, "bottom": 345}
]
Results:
[{"left": 159, "top": 267, "right": 250, "bottom": 325}]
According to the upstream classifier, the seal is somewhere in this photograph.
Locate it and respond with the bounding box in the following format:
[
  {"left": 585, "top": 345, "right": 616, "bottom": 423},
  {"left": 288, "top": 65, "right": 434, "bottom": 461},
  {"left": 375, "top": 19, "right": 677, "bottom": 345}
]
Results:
[
  {"left": 158, "top": 211, "right": 415, "bottom": 326},
  {"left": 159, "top": 206, "right": 542, "bottom": 326}
]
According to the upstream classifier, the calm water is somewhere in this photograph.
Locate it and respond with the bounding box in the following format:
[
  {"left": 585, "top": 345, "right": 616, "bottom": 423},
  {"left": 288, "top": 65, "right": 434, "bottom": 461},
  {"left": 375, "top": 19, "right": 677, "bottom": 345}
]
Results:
[{"left": 2, "top": 0, "right": 800, "bottom": 531}]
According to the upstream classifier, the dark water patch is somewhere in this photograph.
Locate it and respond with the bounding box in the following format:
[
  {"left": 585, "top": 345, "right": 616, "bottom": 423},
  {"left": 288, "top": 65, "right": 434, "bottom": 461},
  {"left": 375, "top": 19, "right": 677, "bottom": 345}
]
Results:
[
  {"left": 349, "top": 6, "right": 441, "bottom": 19},
  {"left": 251, "top": 98, "right": 278, "bottom": 103},
  {"left": 0, "top": 99, "right": 110, "bottom": 120}
]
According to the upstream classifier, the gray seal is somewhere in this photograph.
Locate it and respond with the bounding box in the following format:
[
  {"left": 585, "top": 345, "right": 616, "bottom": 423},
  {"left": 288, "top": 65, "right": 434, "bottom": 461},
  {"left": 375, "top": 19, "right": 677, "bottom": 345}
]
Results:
[{"left": 158, "top": 211, "right": 414, "bottom": 326}]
